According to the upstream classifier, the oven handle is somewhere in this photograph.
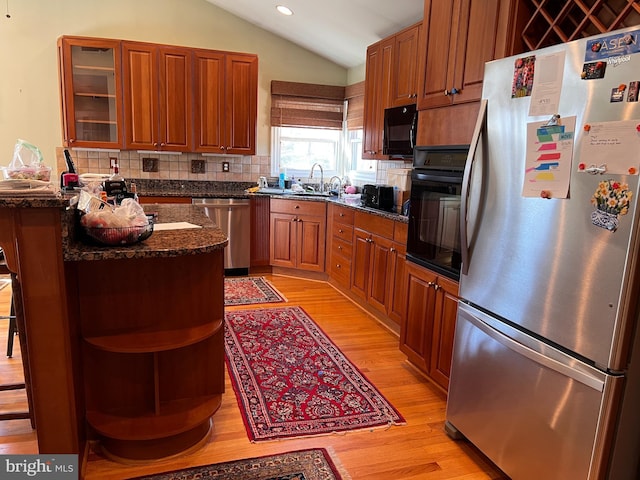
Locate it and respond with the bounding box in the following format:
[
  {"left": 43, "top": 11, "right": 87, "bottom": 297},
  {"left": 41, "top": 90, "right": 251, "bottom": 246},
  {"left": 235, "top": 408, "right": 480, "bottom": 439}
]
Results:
[
  {"left": 411, "top": 172, "right": 463, "bottom": 184},
  {"left": 460, "top": 99, "right": 487, "bottom": 276}
]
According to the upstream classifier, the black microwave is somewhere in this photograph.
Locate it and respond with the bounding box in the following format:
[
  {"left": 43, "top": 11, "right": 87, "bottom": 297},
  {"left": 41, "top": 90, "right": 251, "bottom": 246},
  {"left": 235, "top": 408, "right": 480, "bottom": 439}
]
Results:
[{"left": 383, "top": 104, "right": 418, "bottom": 158}]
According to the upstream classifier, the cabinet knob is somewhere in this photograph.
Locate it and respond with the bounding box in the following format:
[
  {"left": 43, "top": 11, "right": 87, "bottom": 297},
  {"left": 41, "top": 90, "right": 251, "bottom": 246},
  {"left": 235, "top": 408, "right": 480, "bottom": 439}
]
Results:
[
  {"left": 339, "top": 213, "right": 345, "bottom": 217},
  {"left": 390, "top": 247, "right": 396, "bottom": 253},
  {"left": 366, "top": 237, "right": 373, "bottom": 243},
  {"left": 294, "top": 205, "right": 300, "bottom": 209},
  {"left": 69, "top": 138, "right": 75, "bottom": 144},
  {"left": 220, "top": 146, "right": 225, "bottom": 151},
  {"left": 444, "top": 87, "right": 460, "bottom": 96},
  {"left": 153, "top": 142, "right": 159, "bottom": 147},
  {"left": 338, "top": 229, "right": 343, "bottom": 233},
  {"left": 336, "top": 264, "right": 341, "bottom": 268},
  {"left": 338, "top": 245, "right": 342, "bottom": 250}
]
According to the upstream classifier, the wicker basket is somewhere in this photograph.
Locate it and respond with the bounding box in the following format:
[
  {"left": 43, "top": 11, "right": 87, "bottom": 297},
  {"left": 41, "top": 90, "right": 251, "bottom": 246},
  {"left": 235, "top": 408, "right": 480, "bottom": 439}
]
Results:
[{"left": 83, "top": 222, "right": 153, "bottom": 246}]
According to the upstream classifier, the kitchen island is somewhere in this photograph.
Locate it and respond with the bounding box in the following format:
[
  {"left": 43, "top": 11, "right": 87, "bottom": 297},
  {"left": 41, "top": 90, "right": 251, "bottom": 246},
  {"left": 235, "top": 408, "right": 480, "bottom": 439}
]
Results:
[{"left": 0, "top": 198, "right": 228, "bottom": 471}]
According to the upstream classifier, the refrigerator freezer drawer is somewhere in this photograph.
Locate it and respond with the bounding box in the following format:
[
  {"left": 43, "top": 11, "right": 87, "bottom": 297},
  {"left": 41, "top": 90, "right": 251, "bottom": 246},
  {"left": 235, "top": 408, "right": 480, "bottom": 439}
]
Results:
[{"left": 446, "top": 303, "right": 622, "bottom": 480}]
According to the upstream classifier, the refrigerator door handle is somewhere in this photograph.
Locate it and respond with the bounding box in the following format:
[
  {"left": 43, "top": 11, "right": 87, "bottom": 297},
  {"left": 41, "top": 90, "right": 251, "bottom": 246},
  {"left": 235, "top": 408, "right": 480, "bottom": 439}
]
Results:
[
  {"left": 460, "top": 99, "right": 487, "bottom": 275},
  {"left": 462, "top": 306, "right": 605, "bottom": 392}
]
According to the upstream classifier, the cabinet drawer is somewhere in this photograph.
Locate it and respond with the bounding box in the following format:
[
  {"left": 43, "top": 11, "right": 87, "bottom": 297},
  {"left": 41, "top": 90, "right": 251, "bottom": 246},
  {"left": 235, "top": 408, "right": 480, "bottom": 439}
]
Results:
[
  {"left": 330, "top": 255, "right": 351, "bottom": 287},
  {"left": 271, "top": 198, "right": 327, "bottom": 217},
  {"left": 333, "top": 222, "right": 354, "bottom": 243},
  {"left": 394, "top": 221, "right": 408, "bottom": 244},
  {"left": 331, "top": 205, "right": 355, "bottom": 224},
  {"left": 354, "top": 211, "right": 395, "bottom": 239},
  {"left": 332, "top": 237, "right": 353, "bottom": 259}
]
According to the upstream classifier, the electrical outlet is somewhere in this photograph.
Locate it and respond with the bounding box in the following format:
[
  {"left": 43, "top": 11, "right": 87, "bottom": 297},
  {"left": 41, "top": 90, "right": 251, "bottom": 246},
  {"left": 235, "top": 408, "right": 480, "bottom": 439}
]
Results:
[
  {"left": 142, "top": 157, "right": 159, "bottom": 172},
  {"left": 222, "top": 161, "right": 230, "bottom": 172},
  {"left": 191, "top": 159, "right": 206, "bottom": 174},
  {"left": 109, "top": 157, "right": 117, "bottom": 168}
]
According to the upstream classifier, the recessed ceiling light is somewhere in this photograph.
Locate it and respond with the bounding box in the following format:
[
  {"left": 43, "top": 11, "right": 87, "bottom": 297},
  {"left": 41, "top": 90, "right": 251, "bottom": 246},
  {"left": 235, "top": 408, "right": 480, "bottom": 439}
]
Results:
[{"left": 276, "top": 5, "right": 293, "bottom": 16}]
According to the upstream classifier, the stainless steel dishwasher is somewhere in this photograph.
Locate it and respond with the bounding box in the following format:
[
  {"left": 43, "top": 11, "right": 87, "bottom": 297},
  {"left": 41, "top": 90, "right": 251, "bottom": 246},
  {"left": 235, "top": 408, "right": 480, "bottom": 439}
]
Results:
[{"left": 192, "top": 198, "right": 250, "bottom": 275}]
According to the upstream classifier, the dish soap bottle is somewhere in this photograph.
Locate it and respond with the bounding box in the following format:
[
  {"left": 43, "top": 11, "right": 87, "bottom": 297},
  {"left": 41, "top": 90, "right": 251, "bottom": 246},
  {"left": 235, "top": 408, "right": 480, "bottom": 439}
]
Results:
[{"left": 278, "top": 167, "right": 287, "bottom": 189}]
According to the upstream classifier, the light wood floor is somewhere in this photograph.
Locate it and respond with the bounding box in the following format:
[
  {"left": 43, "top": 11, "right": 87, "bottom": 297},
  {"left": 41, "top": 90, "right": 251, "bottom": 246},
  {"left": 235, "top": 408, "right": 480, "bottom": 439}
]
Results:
[{"left": 0, "top": 274, "right": 507, "bottom": 479}]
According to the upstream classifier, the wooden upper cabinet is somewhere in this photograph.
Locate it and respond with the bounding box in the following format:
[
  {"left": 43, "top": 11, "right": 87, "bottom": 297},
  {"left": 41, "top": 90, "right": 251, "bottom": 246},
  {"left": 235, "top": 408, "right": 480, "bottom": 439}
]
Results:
[
  {"left": 362, "top": 38, "right": 393, "bottom": 159},
  {"left": 224, "top": 54, "right": 258, "bottom": 155},
  {"left": 389, "top": 22, "right": 421, "bottom": 107},
  {"left": 417, "top": 0, "right": 519, "bottom": 110},
  {"left": 58, "top": 36, "right": 123, "bottom": 149},
  {"left": 122, "top": 42, "right": 193, "bottom": 151},
  {"left": 194, "top": 51, "right": 257, "bottom": 155},
  {"left": 194, "top": 50, "right": 225, "bottom": 153}
]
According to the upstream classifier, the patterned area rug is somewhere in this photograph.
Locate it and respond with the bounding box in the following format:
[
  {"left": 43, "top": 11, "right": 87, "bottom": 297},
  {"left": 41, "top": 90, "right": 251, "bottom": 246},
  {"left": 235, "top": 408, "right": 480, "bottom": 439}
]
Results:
[
  {"left": 224, "top": 276, "right": 287, "bottom": 306},
  {"left": 130, "top": 448, "right": 350, "bottom": 479},
  {"left": 225, "top": 306, "right": 405, "bottom": 442}
]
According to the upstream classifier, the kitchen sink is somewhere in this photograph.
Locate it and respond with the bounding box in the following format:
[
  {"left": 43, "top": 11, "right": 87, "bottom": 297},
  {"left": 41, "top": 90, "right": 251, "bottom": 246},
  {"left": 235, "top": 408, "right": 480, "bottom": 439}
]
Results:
[
  {"left": 290, "top": 191, "right": 333, "bottom": 197},
  {"left": 256, "top": 188, "right": 334, "bottom": 198}
]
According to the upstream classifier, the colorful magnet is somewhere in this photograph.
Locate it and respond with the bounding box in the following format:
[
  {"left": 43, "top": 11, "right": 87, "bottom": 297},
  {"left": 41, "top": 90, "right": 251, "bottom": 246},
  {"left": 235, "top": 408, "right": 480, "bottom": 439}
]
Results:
[
  {"left": 591, "top": 179, "right": 633, "bottom": 231},
  {"left": 628, "top": 81, "right": 639, "bottom": 102},
  {"left": 512, "top": 55, "right": 535, "bottom": 98},
  {"left": 581, "top": 61, "right": 606, "bottom": 80}
]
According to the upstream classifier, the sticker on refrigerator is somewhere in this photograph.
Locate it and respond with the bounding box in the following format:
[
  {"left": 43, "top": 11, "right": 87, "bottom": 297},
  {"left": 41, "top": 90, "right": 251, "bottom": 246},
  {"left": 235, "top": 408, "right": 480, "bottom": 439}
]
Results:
[
  {"left": 512, "top": 55, "right": 535, "bottom": 98},
  {"left": 610, "top": 84, "right": 626, "bottom": 102},
  {"left": 522, "top": 115, "right": 576, "bottom": 199},
  {"left": 591, "top": 179, "right": 633, "bottom": 232},
  {"left": 627, "top": 81, "right": 639, "bottom": 102},
  {"left": 585, "top": 30, "right": 640, "bottom": 61},
  {"left": 577, "top": 121, "right": 640, "bottom": 175},
  {"left": 581, "top": 61, "right": 606, "bottom": 80}
]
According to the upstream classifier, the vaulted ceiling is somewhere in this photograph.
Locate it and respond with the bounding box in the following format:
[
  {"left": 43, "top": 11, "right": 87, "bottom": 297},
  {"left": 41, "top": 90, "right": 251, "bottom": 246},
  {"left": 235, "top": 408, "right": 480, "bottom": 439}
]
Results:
[{"left": 204, "top": 0, "right": 424, "bottom": 68}]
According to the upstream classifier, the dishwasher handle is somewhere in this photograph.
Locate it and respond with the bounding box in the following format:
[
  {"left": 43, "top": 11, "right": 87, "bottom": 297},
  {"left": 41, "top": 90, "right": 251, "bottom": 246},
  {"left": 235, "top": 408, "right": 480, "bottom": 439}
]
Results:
[{"left": 192, "top": 198, "right": 250, "bottom": 207}]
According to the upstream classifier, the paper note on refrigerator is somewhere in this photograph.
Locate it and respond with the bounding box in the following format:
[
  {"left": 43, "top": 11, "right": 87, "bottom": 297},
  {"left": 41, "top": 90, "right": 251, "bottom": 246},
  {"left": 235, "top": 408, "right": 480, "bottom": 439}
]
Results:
[
  {"left": 522, "top": 116, "right": 576, "bottom": 198},
  {"left": 528, "top": 51, "right": 565, "bottom": 116},
  {"left": 577, "top": 120, "right": 640, "bottom": 175}
]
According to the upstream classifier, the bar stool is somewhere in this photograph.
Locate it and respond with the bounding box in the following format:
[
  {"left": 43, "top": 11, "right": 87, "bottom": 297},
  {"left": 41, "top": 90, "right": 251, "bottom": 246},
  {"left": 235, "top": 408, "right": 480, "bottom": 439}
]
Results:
[{"left": 0, "top": 250, "right": 35, "bottom": 427}]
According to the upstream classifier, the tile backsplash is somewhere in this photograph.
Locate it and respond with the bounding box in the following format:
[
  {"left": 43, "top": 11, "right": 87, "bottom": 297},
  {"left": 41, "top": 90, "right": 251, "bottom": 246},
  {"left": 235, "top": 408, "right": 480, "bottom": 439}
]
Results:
[
  {"left": 56, "top": 148, "right": 271, "bottom": 183},
  {"left": 55, "top": 148, "right": 410, "bottom": 188}
]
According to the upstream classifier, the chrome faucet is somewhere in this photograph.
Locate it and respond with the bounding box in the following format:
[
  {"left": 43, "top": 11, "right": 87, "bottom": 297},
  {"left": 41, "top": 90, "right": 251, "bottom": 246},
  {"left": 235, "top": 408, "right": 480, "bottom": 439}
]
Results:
[
  {"left": 309, "top": 163, "right": 324, "bottom": 193},
  {"left": 328, "top": 176, "right": 342, "bottom": 196}
]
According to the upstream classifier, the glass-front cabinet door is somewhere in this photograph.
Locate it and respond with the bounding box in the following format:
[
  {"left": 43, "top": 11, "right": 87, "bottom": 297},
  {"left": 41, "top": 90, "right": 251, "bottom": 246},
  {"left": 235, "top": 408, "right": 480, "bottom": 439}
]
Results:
[{"left": 58, "top": 36, "right": 123, "bottom": 148}]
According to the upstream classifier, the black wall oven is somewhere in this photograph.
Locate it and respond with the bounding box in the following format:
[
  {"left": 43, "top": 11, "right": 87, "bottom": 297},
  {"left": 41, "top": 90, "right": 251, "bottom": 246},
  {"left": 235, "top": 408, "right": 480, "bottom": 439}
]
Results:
[{"left": 407, "top": 145, "right": 469, "bottom": 280}]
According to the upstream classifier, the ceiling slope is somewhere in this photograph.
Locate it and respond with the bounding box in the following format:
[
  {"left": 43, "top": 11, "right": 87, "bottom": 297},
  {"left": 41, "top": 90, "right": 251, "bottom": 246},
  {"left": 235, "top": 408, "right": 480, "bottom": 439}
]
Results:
[{"left": 205, "top": 0, "right": 424, "bottom": 68}]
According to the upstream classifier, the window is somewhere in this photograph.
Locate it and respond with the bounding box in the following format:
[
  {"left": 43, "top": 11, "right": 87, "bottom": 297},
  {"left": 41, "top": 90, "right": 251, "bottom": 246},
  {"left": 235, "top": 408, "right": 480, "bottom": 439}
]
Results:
[
  {"left": 270, "top": 80, "right": 374, "bottom": 183},
  {"left": 272, "top": 127, "right": 340, "bottom": 179},
  {"left": 346, "top": 129, "right": 376, "bottom": 183}
]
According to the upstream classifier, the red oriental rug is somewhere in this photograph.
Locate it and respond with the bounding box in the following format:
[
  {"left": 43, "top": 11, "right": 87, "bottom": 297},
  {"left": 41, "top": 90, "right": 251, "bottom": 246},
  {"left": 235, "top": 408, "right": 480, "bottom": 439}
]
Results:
[
  {"left": 224, "top": 306, "right": 405, "bottom": 442},
  {"left": 130, "top": 448, "right": 351, "bottom": 479},
  {"left": 224, "top": 276, "right": 287, "bottom": 306}
]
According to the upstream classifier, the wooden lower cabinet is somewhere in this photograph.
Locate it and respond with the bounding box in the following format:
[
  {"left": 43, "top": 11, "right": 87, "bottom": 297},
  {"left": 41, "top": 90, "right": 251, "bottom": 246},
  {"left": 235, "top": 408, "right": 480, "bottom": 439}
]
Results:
[
  {"left": 387, "top": 223, "right": 408, "bottom": 325},
  {"left": 350, "top": 212, "right": 407, "bottom": 326},
  {"left": 250, "top": 195, "right": 270, "bottom": 269},
  {"left": 73, "top": 251, "right": 225, "bottom": 460},
  {"left": 400, "top": 261, "right": 459, "bottom": 392},
  {"left": 270, "top": 198, "right": 326, "bottom": 272},
  {"left": 327, "top": 204, "right": 355, "bottom": 289}
]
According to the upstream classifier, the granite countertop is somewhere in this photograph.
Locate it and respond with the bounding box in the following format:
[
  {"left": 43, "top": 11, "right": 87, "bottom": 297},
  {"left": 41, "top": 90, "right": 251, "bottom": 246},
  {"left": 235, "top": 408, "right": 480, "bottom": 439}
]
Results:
[
  {"left": 255, "top": 192, "right": 408, "bottom": 223},
  {"left": 133, "top": 179, "right": 254, "bottom": 199},
  {"left": 65, "top": 204, "right": 228, "bottom": 262}
]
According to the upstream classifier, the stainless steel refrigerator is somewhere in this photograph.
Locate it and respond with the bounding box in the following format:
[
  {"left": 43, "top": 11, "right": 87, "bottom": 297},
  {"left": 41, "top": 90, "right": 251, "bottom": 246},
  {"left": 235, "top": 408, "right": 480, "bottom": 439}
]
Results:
[{"left": 445, "top": 26, "right": 640, "bottom": 480}]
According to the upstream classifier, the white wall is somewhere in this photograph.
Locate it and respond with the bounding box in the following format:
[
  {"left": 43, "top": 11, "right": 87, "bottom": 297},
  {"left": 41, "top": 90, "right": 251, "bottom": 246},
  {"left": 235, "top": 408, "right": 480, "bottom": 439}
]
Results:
[{"left": 0, "top": 0, "right": 349, "bottom": 170}]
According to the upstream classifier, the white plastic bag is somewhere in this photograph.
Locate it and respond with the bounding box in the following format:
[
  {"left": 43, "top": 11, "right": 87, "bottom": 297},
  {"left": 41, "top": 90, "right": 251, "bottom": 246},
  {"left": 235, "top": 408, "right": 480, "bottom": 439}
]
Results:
[{"left": 4, "top": 139, "right": 51, "bottom": 181}]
